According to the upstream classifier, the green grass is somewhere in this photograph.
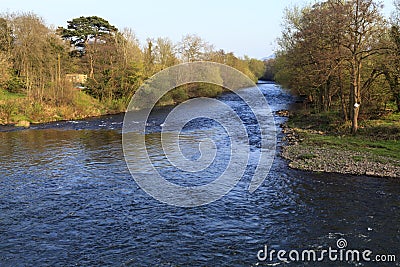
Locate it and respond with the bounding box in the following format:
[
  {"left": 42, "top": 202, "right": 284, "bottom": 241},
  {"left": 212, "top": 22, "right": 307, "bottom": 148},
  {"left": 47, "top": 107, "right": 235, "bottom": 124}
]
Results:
[
  {"left": 385, "top": 112, "right": 400, "bottom": 121},
  {"left": 0, "top": 89, "right": 107, "bottom": 124},
  {"left": 352, "top": 155, "right": 364, "bottom": 162},
  {"left": 299, "top": 132, "right": 400, "bottom": 161},
  {"left": 72, "top": 91, "right": 105, "bottom": 114},
  {"left": 288, "top": 109, "right": 400, "bottom": 161},
  {"left": 0, "top": 89, "right": 25, "bottom": 100},
  {"left": 287, "top": 111, "right": 342, "bottom": 132}
]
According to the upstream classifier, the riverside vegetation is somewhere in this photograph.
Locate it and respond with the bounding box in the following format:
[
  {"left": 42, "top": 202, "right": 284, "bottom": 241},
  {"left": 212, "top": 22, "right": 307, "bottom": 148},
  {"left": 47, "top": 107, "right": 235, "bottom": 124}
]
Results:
[
  {"left": 1, "top": 1, "right": 399, "bottom": 177},
  {"left": 280, "top": 110, "right": 400, "bottom": 177},
  {"left": 266, "top": 0, "right": 400, "bottom": 177},
  {"left": 0, "top": 14, "right": 265, "bottom": 125}
]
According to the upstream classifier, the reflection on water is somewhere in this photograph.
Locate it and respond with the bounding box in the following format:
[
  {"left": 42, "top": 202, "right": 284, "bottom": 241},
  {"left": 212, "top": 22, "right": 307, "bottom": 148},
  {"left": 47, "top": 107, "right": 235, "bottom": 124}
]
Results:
[{"left": 0, "top": 83, "right": 399, "bottom": 266}]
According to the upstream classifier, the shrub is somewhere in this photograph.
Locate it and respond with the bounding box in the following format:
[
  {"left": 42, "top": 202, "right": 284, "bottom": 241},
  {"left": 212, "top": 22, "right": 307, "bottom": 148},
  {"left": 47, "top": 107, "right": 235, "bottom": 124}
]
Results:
[
  {"left": 0, "top": 100, "right": 17, "bottom": 123},
  {"left": 6, "top": 76, "right": 26, "bottom": 94}
]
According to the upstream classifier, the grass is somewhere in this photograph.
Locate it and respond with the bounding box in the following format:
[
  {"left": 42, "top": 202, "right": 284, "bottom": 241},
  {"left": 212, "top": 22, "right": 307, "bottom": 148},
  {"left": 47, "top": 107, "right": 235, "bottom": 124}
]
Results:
[
  {"left": 298, "top": 133, "right": 400, "bottom": 160},
  {"left": 0, "top": 89, "right": 25, "bottom": 100},
  {"left": 0, "top": 89, "right": 24, "bottom": 123},
  {"left": 352, "top": 155, "right": 364, "bottom": 162},
  {"left": 288, "top": 109, "right": 400, "bottom": 161},
  {"left": 72, "top": 91, "right": 104, "bottom": 115},
  {"left": 0, "top": 89, "right": 108, "bottom": 125}
]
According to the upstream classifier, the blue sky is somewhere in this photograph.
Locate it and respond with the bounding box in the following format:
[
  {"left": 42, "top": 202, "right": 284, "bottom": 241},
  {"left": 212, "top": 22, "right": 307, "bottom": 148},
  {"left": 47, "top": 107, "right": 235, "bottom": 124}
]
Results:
[{"left": 0, "top": 0, "right": 396, "bottom": 59}]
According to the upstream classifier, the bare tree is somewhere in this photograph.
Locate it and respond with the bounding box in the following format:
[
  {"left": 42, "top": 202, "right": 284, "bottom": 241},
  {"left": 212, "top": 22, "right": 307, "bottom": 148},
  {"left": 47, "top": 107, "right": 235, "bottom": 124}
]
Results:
[
  {"left": 178, "top": 34, "right": 212, "bottom": 62},
  {"left": 154, "top": 37, "right": 178, "bottom": 68}
]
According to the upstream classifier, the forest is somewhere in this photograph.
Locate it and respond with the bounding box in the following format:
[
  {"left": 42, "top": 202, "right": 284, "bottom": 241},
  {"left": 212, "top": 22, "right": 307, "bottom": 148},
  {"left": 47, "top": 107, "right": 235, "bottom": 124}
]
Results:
[
  {"left": 0, "top": 13, "right": 265, "bottom": 125},
  {"left": 271, "top": 0, "right": 400, "bottom": 134}
]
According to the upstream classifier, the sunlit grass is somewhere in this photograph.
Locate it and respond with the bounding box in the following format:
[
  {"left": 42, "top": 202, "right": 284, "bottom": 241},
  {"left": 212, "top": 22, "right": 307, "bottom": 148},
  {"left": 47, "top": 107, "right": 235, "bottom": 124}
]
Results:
[
  {"left": 0, "top": 89, "right": 25, "bottom": 100},
  {"left": 288, "top": 109, "right": 400, "bottom": 161},
  {"left": 299, "top": 132, "right": 400, "bottom": 161}
]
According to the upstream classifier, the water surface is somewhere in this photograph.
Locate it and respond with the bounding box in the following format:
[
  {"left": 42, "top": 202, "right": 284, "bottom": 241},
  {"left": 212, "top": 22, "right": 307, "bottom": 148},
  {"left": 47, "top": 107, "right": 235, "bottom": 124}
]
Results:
[{"left": 0, "top": 83, "right": 399, "bottom": 266}]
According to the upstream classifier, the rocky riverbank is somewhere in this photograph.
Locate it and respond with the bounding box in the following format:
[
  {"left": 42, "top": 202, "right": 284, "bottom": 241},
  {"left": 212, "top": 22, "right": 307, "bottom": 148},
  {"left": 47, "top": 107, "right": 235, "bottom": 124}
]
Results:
[{"left": 278, "top": 111, "right": 400, "bottom": 178}]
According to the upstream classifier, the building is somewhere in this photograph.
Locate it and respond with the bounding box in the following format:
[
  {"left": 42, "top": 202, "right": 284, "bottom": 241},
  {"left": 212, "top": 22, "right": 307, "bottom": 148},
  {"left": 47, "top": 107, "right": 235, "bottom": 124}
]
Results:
[{"left": 65, "top": 74, "right": 88, "bottom": 85}]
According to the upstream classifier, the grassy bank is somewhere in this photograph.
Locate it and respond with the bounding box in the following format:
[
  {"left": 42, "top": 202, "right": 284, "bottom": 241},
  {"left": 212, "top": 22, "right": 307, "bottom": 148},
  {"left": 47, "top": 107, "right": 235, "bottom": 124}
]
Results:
[
  {"left": 0, "top": 83, "right": 227, "bottom": 127},
  {"left": 281, "top": 110, "right": 400, "bottom": 178},
  {"left": 0, "top": 89, "right": 116, "bottom": 125}
]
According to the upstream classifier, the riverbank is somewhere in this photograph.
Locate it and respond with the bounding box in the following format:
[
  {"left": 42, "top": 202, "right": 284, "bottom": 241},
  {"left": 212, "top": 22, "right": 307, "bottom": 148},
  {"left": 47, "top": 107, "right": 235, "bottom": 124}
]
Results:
[
  {"left": 279, "top": 110, "right": 400, "bottom": 178},
  {"left": 0, "top": 89, "right": 120, "bottom": 127},
  {"left": 0, "top": 83, "right": 229, "bottom": 128}
]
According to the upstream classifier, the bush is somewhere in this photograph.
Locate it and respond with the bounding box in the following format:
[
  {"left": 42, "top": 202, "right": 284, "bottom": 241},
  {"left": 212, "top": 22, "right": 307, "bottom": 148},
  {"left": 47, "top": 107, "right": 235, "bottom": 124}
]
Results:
[
  {"left": 108, "top": 98, "right": 128, "bottom": 112},
  {"left": 6, "top": 76, "right": 26, "bottom": 94},
  {"left": 31, "top": 102, "right": 43, "bottom": 116},
  {"left": 0, "top": 100, "right": 17, "bottom": 123}
]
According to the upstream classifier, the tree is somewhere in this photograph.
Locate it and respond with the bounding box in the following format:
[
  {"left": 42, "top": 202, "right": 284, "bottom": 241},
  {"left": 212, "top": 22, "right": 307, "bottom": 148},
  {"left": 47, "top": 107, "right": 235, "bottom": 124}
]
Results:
[
  {"left": 58, "top": 16, "right": 118, "bottom": 79},
  {"left": 342, "top": 0, "right": 386, "bottom": 133},
  {"left": 0, "top": 18, "right": 13, "bottom": 88},
  {"left": 116, "top": 28, "right": 142, "bottom": 69},
  {"left": 0, "top": 13, "right": 74, "bottom": 103},
  {"left": 261, "top": 58, "right": 275, "bottom": 81},
  {"left": 275, "top": 0, "right": 387, "bottom": 132},
  {"left": 0, "top": 18, "right": 13, "bottom": 53},
  {"left": 209, "top": 49, "right": 227, "bottom": 64},
  {"left": 382, "top": 0, "right": 400, "bottom": 112},
  {"left": 154, "top": 37, "right": 178, "bottom": 69},
  {"left": 275, "top": 5, "right": 321, "bottom": 101},
  {"left": 143, "top": 38, "right": 156, "bottom": 78},
  {"left": 83, "top": 29, "right": 145, "bottom": 102},
  {"left": 246, "top": 57, "right": 266, "bottom": 79},
  {"left": 12, "top": 13, "right": 53, "bottom": 100},
  {"left": 178, "top": 34, "right": 212, "bottom": 62},
  {"left": 114, "top": 28, "right": 144, "bottom": 99}
]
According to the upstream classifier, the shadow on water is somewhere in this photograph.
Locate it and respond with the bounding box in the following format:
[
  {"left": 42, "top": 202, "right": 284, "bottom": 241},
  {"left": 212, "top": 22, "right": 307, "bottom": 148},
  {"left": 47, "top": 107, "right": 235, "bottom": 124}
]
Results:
[{"left": 0, "top": 83, "right": 399, "bottom": 266}]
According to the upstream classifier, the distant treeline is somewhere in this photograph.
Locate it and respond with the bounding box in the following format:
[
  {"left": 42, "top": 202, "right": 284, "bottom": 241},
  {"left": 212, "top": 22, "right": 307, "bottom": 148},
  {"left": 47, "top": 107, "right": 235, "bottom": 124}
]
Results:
[
  {"left": 269, "top": 0, "right": 400, "bottom": 133},
  {"left": 0, "top": 13, "right": 266, "bottom": 117}
]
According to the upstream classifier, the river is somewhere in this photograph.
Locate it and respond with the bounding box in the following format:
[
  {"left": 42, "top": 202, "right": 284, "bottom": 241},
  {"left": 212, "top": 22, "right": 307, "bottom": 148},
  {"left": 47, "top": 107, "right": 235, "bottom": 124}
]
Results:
[{"left": 0, "top": 83, "right": 399, "bottom": 266}]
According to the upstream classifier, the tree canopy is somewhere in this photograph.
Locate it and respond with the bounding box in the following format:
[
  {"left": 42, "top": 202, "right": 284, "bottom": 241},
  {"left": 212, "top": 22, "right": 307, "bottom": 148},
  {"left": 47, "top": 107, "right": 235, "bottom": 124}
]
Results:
[
  {"left": 273, "top": 0, "right": 399, "bottom": 133},
  {"left": 58, "top": 16, "right": 118, "bottom": 51},
  {"left": 0, "top": 13, "right": 265, "bottom": 124}
]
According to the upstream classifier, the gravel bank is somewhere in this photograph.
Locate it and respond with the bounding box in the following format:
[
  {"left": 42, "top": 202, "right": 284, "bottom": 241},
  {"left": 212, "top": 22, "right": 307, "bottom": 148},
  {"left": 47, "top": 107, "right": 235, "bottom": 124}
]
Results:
[{"left": 279, "top": 120, "right": 400, "bottom": 179}]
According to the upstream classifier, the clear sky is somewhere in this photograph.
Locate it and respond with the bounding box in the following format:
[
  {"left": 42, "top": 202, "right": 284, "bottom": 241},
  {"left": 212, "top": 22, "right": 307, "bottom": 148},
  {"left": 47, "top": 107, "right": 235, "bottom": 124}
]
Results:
[{"left": 0, "top": 0, "right": 396, "bottom": 59}]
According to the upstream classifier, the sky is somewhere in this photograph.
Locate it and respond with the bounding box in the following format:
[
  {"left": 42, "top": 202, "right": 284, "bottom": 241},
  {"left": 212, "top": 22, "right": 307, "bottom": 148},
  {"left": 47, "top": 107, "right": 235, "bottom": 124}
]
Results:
[{"left": 0, "top": 0, "right": 396, "bottom": 59}]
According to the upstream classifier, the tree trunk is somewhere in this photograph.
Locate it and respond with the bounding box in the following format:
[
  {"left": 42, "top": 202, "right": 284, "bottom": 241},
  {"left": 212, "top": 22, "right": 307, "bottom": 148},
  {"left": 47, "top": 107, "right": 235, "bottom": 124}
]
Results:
[
  {"left": 325, "top": 77, "right": 331, "bottom": 111},
  {"left": 340, "top": 91, "right": 348, "bottom": 121},
  {"left": 351, "top": 61, "right": 362, "bottom": 134},
  {"left": 337, "top": 70, "right": 348, "bottom": 121},
  {"left": 89, "top": 53, "right": 94, "bottom": 79},
  {"left": 350, "top": 72, "right": 357, "bottom": 133},
  {"left": 85, "top": 39, "right": 95, "bottom": 79},
  {"left": 320, "top": 88, "right": 326, "bottom": 112},
  {"left": 352, "top": 104, "right": 360, "bottom": 133}
]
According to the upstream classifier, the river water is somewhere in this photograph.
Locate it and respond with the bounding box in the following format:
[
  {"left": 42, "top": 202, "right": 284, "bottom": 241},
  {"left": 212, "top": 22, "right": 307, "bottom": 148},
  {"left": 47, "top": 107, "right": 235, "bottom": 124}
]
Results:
[{"left": 0, "top": 83, "right": 399, "bottom": 266}]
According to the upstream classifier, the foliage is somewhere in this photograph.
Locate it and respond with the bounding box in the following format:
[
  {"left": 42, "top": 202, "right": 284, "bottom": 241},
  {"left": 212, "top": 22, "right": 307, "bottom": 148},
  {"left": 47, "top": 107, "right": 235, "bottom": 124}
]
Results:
[
  {"left": 57, "top": 16, "right": 118, "bottom": 52},
  {"left": 158, "top": 83, "right": 226, "bottom": 106},
  {"left": 245, "top": 57, "right": 266, "bottom": 79},
  {"left": 0, "top": 100, "right": 17, "bottom": 123},
  {"left": 0, "top": 12, "right": 265, "bottom": 125},
  {"left": 288, "top": 109, "right": 400, "bottom": 160},
  {"left": 275, "top": 0, "right": 398, "bottom": 134},
  {"left": 178, "top": 34, "right": 212, "bottom": 62},
  {"left": 6, "top": 76, "right": 26, "bottom": 93},
  {"left": 261, "top": 59, "right": 275, "bottom": 81}
]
